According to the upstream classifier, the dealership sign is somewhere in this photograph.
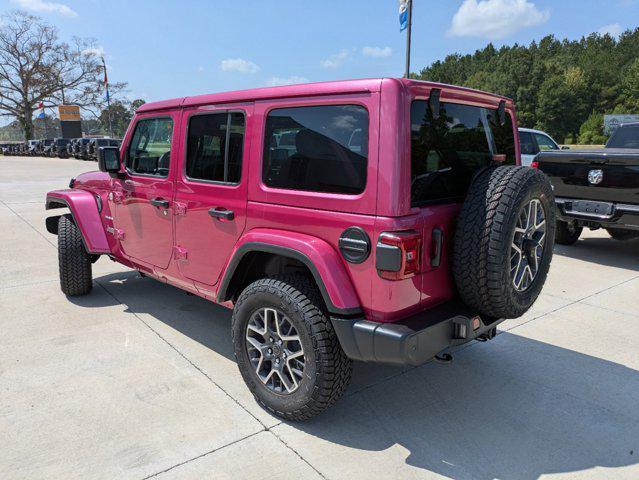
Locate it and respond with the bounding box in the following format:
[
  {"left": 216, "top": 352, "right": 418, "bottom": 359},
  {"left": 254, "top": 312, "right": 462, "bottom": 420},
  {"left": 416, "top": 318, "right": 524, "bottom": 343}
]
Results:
[{"left": 604, "top": 114, "right": 639, "bottom": 134}]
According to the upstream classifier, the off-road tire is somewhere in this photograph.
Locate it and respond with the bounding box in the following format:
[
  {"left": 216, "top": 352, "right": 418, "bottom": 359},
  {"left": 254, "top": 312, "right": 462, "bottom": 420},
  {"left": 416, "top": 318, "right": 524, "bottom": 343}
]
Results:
[
  {"left": 58, "top": 214, "right": 93, "bottom": 296},
  {"left": 606, "top": 228, "right": 639, "bottom": 241},
  {"left": 232, "top": 275, "right": 352, "bottom": 421},
  {"left": 556, "top": 220, "right": 583, "bottom": 245},
  {"left": 453, "top": 166, "right": 556, "bottom": 319}
]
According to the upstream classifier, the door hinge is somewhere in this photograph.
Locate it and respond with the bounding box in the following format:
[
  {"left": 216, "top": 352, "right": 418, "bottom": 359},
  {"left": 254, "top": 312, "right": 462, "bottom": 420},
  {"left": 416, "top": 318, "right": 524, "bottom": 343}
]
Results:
[
  {"left": 106, "top": 227, "right": 125, "bottom": 240},
  {"left": 173, "top": 202, "right": 187, "bottom": 216},
  {"left": 109, "top": 191, "right": 124, "bottom": 204},
  {"left": 173, "top": 245, "right": 188, "bottom": 261}
]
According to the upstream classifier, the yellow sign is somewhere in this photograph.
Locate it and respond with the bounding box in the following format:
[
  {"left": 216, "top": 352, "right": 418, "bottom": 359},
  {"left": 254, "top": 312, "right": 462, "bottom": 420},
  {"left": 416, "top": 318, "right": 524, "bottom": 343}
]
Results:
[{"left": 58, "top": 105, "right": 81, "bottom": 121}]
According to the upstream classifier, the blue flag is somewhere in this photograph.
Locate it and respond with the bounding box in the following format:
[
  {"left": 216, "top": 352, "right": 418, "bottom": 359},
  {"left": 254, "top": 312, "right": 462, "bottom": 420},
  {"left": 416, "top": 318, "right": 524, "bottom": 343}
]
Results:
[{"left": 399, "top": 0, "right": 408, "bottom": 31}]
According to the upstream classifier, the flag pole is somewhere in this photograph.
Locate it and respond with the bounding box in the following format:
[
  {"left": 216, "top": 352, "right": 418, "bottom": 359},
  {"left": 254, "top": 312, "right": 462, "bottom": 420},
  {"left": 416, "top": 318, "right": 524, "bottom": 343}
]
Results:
[
  {"left": 101, "top": 56, "right": 113, "bottom": 138},
  {"left": 404, "top": 0, "right": 413, "bottom": 78}
]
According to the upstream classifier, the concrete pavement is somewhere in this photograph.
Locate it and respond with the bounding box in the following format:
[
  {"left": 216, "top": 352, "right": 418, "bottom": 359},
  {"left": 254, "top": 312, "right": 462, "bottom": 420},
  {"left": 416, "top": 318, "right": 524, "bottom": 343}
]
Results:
[{"left": 1, "top": 156, "right": 638, "bottom": 479}]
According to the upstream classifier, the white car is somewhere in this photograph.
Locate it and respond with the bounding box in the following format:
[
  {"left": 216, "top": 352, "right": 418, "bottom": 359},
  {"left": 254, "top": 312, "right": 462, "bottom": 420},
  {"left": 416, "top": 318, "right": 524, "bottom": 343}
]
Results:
[{"left": 518, "top": 128, "right": 564, "bottom": 167}]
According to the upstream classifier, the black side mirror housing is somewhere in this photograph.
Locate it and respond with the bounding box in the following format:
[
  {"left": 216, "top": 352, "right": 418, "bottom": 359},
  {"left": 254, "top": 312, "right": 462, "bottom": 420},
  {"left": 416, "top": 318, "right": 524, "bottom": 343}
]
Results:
[
  {"left": 98, "top": 146, "right": 121, "bottom": 176},
  {"left": 497, "top": 100, "right": 507, "bottom": 126}
]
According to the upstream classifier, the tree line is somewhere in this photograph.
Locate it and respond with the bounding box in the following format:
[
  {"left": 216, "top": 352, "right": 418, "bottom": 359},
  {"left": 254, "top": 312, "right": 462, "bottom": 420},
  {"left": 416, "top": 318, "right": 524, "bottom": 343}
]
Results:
[
  {"left": 0, "top": 11, "right": 141, "bottom": 141},
  {"left": 416, "top": 28, "right": 639, "bottom": 144}
]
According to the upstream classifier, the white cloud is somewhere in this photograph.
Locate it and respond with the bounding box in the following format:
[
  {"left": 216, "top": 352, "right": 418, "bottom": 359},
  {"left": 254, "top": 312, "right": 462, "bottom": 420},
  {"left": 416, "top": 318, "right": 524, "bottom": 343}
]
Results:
[
  {"left": 220, "top": 58, "right": 260, "bottom": 74},
  {"left": 82, "top": 46, "right": 105, "bottom": 57},
  {"left": 321, "top": 49, "right": 350, "bottom": 69},
  {"left": 11, "top": 0, "right": 77, "bottom": 17},
  {"left": 362, "top": 46, "right": 393, "bottom": 58},
  {"left": 266, "top": 76, "right": 309, "bottom": 87},
  {"left": 448, "top": 0, "right": 549, "bottom": 40},
  {"left": 598, "top": 23, "right": 623, "bottom": 38}
]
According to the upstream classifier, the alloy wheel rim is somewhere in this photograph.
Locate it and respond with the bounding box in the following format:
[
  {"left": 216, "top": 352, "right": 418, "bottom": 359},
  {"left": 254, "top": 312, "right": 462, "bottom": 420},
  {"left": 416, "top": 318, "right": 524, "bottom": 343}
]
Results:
[
  {"left": 245, "top": 307, "right": 305, "bottom": 394},
  {"left": 511, "top": 198, "right": 546, "bottom": 292}
]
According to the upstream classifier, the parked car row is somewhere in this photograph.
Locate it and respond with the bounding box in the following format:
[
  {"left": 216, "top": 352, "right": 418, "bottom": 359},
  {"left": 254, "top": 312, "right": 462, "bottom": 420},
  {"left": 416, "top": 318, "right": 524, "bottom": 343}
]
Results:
[{"left": 1, "top": 137, "right": 121, "bottom": 160}]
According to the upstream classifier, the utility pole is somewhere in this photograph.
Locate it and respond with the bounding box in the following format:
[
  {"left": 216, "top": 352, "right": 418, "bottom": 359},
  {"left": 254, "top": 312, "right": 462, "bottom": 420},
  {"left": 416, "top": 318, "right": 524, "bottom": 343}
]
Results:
[
  {"left": 404, "top": 0, "right": 413, "bottom": 78},
  {"left": 101, "top": 56, "right": 113, "bottom": 138}
]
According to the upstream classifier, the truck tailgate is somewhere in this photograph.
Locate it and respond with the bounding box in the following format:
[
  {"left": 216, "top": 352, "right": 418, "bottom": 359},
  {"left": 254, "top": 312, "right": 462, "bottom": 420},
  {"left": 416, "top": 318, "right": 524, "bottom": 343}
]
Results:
[{"left": 537, "top": 150, "right": 639, "bottom": 205}]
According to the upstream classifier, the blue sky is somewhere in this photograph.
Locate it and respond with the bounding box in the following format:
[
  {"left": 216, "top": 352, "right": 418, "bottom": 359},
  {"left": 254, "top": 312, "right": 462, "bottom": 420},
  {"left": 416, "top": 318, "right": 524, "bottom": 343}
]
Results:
[{"left": 2, "top": 0, "right": 638, "bottom": 103}]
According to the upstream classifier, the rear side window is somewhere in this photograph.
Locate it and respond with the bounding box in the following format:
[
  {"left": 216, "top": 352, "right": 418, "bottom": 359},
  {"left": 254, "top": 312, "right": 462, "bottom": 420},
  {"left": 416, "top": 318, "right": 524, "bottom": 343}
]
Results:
[
  {"left": 263, "top": 105, "right": 368, "bottom": 194},
  {"left": 534, "top": 133, "right": 559, "bottom": 151},
  {"left": 126, "top": 117, "right": 173, "bottom": 177},
  {"left": 519, "top": 131, "right": 536, "bottom": 155},
  {"left": 186, "top": 112, "right": 245, "bottom": 183},
  {"left": 410, "top": 101, "right": 515, "bottom": 206},
  {"left": 606, "top": 125, "right": 639, "bottom": 148}
]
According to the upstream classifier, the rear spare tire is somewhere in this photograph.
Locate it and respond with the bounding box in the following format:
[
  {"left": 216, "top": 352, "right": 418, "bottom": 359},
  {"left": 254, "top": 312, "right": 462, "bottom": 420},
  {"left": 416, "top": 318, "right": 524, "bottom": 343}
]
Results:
[
  {"left": 58, "top": 214, "right": 93, "bottom": 296},
  {"left": 453, "top": 166, "right": 555, "bottom": 319}
]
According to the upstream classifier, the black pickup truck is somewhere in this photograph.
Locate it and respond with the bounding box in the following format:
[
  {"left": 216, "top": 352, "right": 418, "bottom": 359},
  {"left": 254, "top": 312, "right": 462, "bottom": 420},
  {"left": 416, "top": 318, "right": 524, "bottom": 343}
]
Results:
[{"left": 536, "top": 122, "right": 639, "bottom": 244}]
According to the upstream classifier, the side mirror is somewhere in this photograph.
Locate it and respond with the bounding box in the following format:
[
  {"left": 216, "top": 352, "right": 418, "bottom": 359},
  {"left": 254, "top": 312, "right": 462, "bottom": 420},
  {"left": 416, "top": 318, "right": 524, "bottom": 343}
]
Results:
[
  {"left": 561, "top": 145, "right": 570, "bottom": 150},
  {"left": 98, "top": 146, "right": 121, "bottom": 175},
  {"left": 497, "top": 100, "right": 507, "bottom": 126}
]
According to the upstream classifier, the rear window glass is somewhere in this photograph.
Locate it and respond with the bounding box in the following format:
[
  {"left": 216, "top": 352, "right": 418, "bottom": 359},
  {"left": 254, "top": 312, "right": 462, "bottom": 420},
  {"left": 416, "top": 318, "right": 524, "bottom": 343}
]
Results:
[
  {"left": 263, "top": 105, "right": 368, "bottom": 194},
  {"left": 606, "top": 125, "right": 639, "bottom": 148},
  {"left": 411, "top": 101, "right": 515, "bottom": 206}
]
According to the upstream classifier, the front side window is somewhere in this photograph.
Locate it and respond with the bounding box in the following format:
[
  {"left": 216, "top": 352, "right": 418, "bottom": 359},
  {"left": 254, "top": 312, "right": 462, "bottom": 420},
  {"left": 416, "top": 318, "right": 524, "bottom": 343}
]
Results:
[
  {"left": 534, "top": 133, "right": 559, "bottom": 151},
  {"left": 410, "top": 101, "right": 515, "bottom": 206},
  {"left": 186, "top": 112, "right": 245, "bottom": 183},
  {"left": 126, "top": 117, "right": 173, "bottom": 177},
  {"left": 263, "top": 105, "right": 368, "bottom": 194}
]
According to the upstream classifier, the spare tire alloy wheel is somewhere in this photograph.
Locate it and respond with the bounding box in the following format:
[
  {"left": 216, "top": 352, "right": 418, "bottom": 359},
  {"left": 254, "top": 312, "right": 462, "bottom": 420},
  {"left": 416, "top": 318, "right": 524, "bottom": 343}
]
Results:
[
  {"left": 245, "top": 307, "right": 305, "bottom": 394},
  {"left": 511, "top": 199, "right": 546, "bottom": 292}
]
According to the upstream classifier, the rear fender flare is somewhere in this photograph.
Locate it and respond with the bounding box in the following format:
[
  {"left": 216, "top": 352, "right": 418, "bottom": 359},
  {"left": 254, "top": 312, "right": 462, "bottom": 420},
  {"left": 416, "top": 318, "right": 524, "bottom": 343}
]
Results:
[
  {"left": 217, "top": 229, "right": 362, "bottom": 316},
  {"left": 46, "top": 189, "right": 110, "bottom": 254}
]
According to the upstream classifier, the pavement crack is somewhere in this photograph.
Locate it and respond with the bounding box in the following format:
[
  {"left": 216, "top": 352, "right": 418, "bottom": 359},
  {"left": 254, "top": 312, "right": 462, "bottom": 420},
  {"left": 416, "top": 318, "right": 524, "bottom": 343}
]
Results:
[
  {"left": 0, "top": 199, "right": 57, "bottom": 249},
  {"left": 95, "top": 280, "right": 269, "bottom": 430},
  {"left": 139, "top": 429, "right": 265, "bottom": 480}
]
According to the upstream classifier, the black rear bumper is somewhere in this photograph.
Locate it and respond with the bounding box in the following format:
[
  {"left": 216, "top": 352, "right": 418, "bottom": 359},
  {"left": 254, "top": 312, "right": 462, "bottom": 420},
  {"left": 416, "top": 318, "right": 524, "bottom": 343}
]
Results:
[
  {"left": 331, "top": 301, "right": 504, "bottom": 366},
  {"left": 556, "top": 197, "right": 639, "bottom": 231}
]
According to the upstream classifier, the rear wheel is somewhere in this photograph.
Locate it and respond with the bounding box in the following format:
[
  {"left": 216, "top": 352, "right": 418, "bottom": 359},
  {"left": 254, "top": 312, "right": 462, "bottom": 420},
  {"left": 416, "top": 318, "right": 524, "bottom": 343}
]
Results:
[
  {"left": 606, "top": 228, "right": 639, "bottom": 241},
  {"left": 453, "top": 166, "right": 556, "bottom": 319},
  {"left": 58, "top": 214, "right": 93, "bottom": 296},
  {"left": 232, "top": 275, "right": 352, "bottom": 421},
  {"left": 556, "top": 220, "right": 582, "bottom": 245}
]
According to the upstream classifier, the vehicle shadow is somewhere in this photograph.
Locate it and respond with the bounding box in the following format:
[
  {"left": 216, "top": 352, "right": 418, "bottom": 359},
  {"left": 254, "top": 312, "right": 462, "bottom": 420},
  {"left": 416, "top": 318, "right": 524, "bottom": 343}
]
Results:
[
  {"left": 73, "top": 270, "right": 639, "bottom": 480},
  {"left": 553, "top": 234, "right": 639, "bottom": 271}
]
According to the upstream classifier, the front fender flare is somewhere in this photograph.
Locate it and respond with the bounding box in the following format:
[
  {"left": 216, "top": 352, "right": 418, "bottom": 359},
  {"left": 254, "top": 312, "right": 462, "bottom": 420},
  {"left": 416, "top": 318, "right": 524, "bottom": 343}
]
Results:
[
  {"left": 46, "top": 189, "right": 110, "bottom": 254},
  {"left": 217, "top": 229, "right": 362, "bottom": 316}
]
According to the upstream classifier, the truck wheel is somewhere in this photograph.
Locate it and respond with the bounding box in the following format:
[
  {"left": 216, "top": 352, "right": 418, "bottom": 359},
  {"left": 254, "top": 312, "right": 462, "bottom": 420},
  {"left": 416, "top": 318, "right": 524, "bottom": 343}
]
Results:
[
  {"left": 606, "top": 228, "right": 639, "bottom": 241},
  {"left": 453, "top": 166, "right": 556, "bottom": 319},
  {"left": 556, "top": 220, "right": 582, "bottom": 245},
  {"left": 232, "top": 275, "right": 352, "bottom": 421},
  {"left": 58, "top": 214, "right": 93, "bottom": 296}
]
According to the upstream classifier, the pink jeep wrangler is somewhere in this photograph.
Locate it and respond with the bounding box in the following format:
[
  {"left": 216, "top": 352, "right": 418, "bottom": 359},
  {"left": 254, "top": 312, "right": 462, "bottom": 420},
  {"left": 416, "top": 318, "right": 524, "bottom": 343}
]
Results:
[{"left": 46, "top": 78, "right": 555, "bottom": 420}]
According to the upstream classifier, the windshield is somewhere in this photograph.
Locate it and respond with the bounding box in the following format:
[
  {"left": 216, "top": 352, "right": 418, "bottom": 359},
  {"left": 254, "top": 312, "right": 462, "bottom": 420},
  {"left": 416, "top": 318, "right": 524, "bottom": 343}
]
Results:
[
  {"left": 410, "top": 101, "right": 516, "bottom": 206},
  {"left": 606, "top": 125, "right": 639, "bottom": 148}
]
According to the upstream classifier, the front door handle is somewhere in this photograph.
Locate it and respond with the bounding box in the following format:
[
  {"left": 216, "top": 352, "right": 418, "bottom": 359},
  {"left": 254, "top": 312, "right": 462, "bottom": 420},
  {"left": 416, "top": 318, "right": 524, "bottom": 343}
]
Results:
[
  {"left": 208, "top": 207, "right": 235, "bottom": 221},
  {"left": 150, "top": 197, "right": 170, "bottom": 209}
]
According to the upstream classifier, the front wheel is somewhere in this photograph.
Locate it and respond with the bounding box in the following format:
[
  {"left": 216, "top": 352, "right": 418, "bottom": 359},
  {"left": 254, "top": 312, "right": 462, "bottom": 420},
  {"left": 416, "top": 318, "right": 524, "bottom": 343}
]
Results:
[
  {"left": 556, "top": 220, "right": 582, "bottom": 245},
  {"left": 58, "top": 214, "right": 93, "bottom": 296},
  {"left": 232, "top": 275, "right": 352, "bottom": 421}
]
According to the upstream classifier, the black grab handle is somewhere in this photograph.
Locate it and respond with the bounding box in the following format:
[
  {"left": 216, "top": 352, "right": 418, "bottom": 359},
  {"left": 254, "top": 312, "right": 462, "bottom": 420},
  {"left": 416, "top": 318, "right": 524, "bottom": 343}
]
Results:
[
  {"left": 150, "top": 198, "right": 170, "bottom": 208},
  {"left": 208, "top": 207, "right": 235, "bottom": 221}
]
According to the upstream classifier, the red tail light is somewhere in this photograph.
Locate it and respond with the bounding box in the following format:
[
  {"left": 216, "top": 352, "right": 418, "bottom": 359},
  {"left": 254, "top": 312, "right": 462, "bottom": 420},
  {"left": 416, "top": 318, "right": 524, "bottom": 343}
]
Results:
[
  {"left": 530, "top": 160, "right": 539, "bottom": 168},
  {"left": 376, "top": 231, "right": 422, "bottom": 280}
]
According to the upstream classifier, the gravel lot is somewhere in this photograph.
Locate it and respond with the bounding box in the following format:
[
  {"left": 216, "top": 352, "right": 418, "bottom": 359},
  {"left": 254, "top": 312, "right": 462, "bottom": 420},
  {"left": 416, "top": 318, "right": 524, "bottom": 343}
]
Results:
[{"left": 1, "top": 155, "right": 638, "bottom": 480}]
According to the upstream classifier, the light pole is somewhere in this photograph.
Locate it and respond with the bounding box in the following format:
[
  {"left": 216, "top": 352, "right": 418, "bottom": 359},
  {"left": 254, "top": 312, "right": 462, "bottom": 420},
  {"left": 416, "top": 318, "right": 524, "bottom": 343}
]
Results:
[
  {"left": 404, "top": 0, "right": 413, "bottom": 79},
  {"left": 101, "top": 56, "right": 113, "bottom": 138}
]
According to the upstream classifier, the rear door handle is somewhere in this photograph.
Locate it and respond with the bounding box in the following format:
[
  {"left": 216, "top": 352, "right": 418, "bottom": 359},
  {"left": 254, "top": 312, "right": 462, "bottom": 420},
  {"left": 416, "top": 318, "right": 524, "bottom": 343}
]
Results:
[
  {"left": 208, "top": 207, "right": 235, "bottom": 221},
  {"left": 150, "top": 197, "right": 170, "bottom": 209}
]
